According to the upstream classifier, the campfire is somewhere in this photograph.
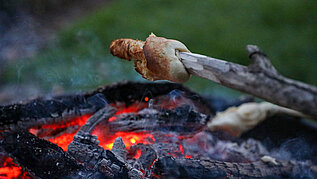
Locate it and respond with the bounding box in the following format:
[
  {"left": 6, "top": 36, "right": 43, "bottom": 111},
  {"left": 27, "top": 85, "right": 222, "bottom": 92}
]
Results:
[{"left": 0, "top": 82, "right": 316, "bottom": 178}]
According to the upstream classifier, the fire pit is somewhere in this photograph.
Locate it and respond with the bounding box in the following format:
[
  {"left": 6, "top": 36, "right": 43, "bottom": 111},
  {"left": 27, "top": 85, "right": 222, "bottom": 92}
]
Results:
[{"left": 0, "top": 81, "right": 316, "bottom": 178}]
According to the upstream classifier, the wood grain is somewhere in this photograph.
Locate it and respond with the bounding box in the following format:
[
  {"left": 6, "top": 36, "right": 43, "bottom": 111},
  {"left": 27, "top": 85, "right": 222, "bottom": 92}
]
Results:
[{"left": 179, "top": 45, "right": 317, "bottom": 117}]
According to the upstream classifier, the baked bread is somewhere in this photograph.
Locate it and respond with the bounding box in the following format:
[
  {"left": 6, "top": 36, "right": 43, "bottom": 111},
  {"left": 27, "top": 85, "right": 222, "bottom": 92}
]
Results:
[
  {"left": 109, "top": 34, "right": 190, "bottom": 83},
  {"left": 143, "top": 33, "right": 190, "bottom": 83}
]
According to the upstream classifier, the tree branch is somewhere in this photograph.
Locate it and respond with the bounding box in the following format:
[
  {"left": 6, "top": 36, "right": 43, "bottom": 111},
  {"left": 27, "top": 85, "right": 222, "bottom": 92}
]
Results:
[{"left": 180, "top": 45, "right": 317, "bottom": 117}]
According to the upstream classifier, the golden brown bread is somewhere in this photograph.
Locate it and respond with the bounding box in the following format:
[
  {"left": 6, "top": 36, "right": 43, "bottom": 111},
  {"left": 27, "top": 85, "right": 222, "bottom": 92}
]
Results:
[
  {"left": 109, "top": 38, "right": 145, "bottom": 61},
  {"left": 109, "top": 34, "right": 190, "bottom": 83},
  {"left": 143, "top": 33, "right": 190, "bottom": 83}
]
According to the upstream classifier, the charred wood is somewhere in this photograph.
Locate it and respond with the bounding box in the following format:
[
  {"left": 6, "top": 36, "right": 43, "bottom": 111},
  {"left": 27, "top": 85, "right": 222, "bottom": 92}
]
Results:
[
  {"left": 129, "top": 144, "right": 157, "bottom": 169},
  {"left": 0, "top": 82, "right": 212, "bottom": 130},
  {"left": 0, "top": 131, "right": 82, "bottom": 178},
  {"left": 68, "top": 130, "right": 128, "bottom": 178},
  {"left": 0, "top": 93, "right": 108, "bottom": 130},
  {"left": 153, "top": 156, "right": 317, "bottom": 179},
  {"left": 67, "top": 106, "right": 142, "bottom": 179},
  {"left": 68, "top": 130, "right": 141, "bottom": 179},
  {"left": 68, "top": 106, "right": 116, "bottom": 166},
  {"left": 79, "top": 105, "right": 116, "bottom": 133},
  {"left": 112, "top": 137, "right": 128, "bottom": 161},
  {"left": 85, "top": 81, "right": 211, "bottom": 108},
  {"left": 108, "top": 105, "right": 209, "bottom": 133}
]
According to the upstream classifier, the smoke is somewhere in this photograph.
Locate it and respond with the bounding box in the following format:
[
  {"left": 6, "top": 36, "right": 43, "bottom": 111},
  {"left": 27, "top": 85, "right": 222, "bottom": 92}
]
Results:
[
  {"left": 166, "top": 89, "right": 195, "bottom": 109},
  {"left": 271, "top": 138, "right": 313, "bottom": 162},
  {"left": 0, "top": 10, "right": 46, "bottom": 62}
]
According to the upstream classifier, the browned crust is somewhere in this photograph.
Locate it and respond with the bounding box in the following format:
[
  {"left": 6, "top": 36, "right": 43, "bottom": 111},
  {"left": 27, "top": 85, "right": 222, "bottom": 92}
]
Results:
[
  {"left": 109, "top": 39, "right": 145, "bottom": 61},
  {"left": 134, "top": 60, "right": 157, "bottom": 81},
  {"left": 109, "top": 38, "right": 159, "bottom": 81},
  {"left": 143, "top": 34, "right": 190, "bottom": 83},
  {"left": 109, "top": 34, "right": 190, "bottom": 83},
  {"left": 143, "top": 36, "right": 171, "bottom": 81}
]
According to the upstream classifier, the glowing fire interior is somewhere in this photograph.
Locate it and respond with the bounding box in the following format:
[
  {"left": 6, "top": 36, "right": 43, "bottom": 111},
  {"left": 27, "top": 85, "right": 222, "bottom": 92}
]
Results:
[{"left": 0, "top": 98, "right": 193, "bottom": 178}]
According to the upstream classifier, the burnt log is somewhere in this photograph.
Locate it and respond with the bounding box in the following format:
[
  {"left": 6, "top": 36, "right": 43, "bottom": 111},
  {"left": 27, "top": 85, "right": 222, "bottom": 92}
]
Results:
[
  {"left": 68, "top": 130, "right": 132, "bottom": 179},
  {"left": 85, "top": 81, "right": 210, "bottom": 107},
  {"left": 108, "top": 105, "right": 209, "bottom": 133},
  {"left": 0, "top": 131, "right": 83, "bottom": 178},
  {"left": 67, "top": 106, "right": 143, "bottom": 179},
  {"left": 0, "top": 82, "right": 212, "bottom": 130},
  {"left": 0, "top": 93, "right": 108, "bottom": 130},
  {"left": 153, "top": 156, "right": 317, "bottom": 179},
  {"left": 79, "top": 105, "right": 116, "bottom": 133}
]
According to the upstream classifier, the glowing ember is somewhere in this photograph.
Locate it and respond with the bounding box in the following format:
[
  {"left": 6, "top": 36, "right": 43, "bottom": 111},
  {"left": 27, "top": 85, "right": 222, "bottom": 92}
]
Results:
[
  {"left": 28, "top": 103, "right": 146, "bottom": 152},
  {"left": 48, "top": 133, "right": 77, "bottom": 151},
  {"left": 135, "top": 149, "right": 141, "bottom": 159},
  {"left": 95, "top": 131, "right": 155, "bottom": 150},
  {"left": 108, "top": 116, "right": 116, "bottom": 122},
  {"left": 29, "top": 115, "right": 91, "bottom": 151},
  {"left": 149, "top": 158, "right": 158, "bottom": 168},
  {"left": 140, "top": 169, "right": 145, "bottom": 178},
  {"left": 112, "top": 103, "right": 146, "bottom": 116},
  {"left": 179, "top": 144, "right": 184, "bottom": 155},
  {"left": 2, "top": 101, "right": 197, "bottom": 178},
  {"left": 34, "top": 114, "right": 91, "bottom": 130},
  {"left": 130, "top": 138, "right": 136, "bottom": 144},
  {"left": 109, "top": 103, "right": 146, "bottom": 122},
  {"left": 29, "top": 114, "right": 91, "bottom": 137},
  {"left": 0, "top": 157, "right": 31, "bottom": 179},
  {"left": 106, "top": 143, "right": 114, "bottom": 150}
]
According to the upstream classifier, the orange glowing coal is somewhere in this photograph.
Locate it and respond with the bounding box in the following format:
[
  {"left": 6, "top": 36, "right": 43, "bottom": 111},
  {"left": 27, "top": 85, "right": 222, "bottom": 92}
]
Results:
[
  {"left": 95, "top": 131, "right": 155, "bottom": 150},
  {"left": 29, "top": 114, "right": 91, "bottom": 151},
  {"left": 1, "top": 102, "right": 146, "bottom": 179},
  {"left": 2, "top": 101, "right": 191, "bottom": 178},
  {"left": 0, "top": 157, "right": 31, "bottom": 179},
  {"left": 28, "top": 103, "right": 146, "bottom": 151},
  {"left": 135, "top": 149, "right": 142, "bottom": 159},
  {"left": 109, "top": 103, "right": 145, "bottom": 122}
]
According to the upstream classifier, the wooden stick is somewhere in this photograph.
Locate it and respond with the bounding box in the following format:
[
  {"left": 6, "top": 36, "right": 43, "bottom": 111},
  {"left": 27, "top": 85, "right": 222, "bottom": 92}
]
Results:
[{"left": 179, "top": 45, "right": 317, "bottom": 117}]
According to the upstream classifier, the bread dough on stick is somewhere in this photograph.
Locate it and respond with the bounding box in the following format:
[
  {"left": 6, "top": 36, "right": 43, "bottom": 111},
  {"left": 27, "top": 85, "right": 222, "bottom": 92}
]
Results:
[
  {"left": 109, "top": 33, "right": 190, "bottom": 83},
  {"left": 207, "top": 102, "right": 305, "bottom": 137}
]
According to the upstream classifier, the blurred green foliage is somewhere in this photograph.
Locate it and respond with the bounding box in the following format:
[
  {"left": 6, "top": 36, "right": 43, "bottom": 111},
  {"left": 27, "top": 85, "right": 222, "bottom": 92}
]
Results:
[{"left": 2, "top": 0, "right": 317, "bottom": 96}]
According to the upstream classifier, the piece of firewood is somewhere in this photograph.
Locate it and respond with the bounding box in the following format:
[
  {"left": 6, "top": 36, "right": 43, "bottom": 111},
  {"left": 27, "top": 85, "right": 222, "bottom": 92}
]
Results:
[
  {"left": 79, "top": 105, "right": 116, "bottom": 133},
  {"left": 153, "top": 156, "right": 317, "bottom": 178},
  {"left": 1, "top": 131, "right": 83, "bottom": 178}
]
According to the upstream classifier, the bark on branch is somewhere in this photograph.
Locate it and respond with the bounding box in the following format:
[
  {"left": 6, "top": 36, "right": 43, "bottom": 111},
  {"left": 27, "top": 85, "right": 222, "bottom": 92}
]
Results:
[
  {"left": 181, "top": 45, "right": 317, "bottom": 117},
  {"left": 245, "top": 45, "right": 317, "bottom": 117}
]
